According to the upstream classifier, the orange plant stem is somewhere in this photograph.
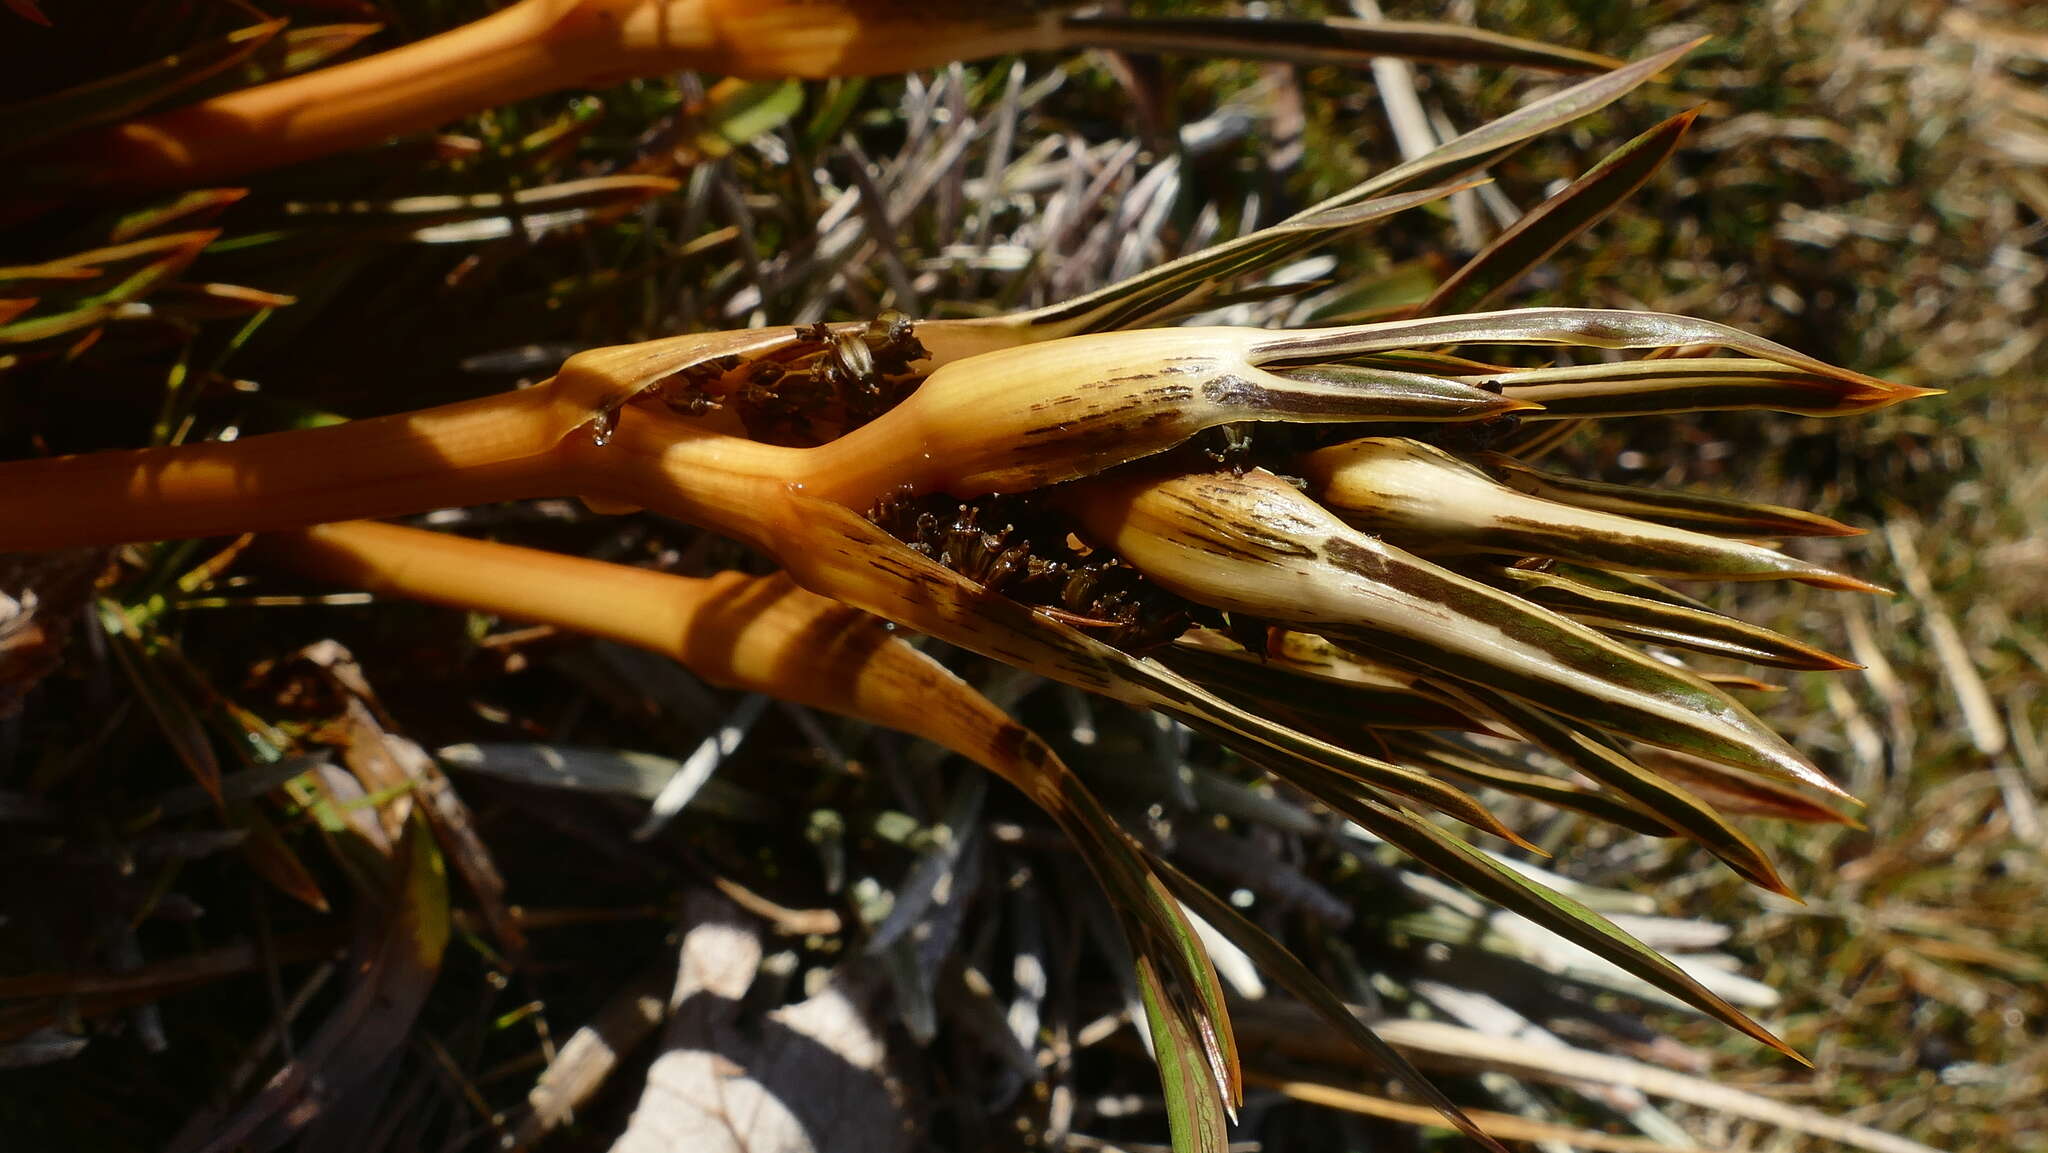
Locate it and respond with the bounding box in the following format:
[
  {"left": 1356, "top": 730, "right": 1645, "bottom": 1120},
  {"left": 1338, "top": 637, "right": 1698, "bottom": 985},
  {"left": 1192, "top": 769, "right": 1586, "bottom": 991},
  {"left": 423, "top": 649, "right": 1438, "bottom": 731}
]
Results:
[
  {"left": 36, "top": 0, "right": 1061, "bottom": 192},
  {"left": 41, "top": 1, "right": 585, "bottom": 189},
  {"left": 267, "top": 520, "right": 1058, "bottom": 805},
  {"left": 0, "top": 391, "right": 574, "bottom": 549}
]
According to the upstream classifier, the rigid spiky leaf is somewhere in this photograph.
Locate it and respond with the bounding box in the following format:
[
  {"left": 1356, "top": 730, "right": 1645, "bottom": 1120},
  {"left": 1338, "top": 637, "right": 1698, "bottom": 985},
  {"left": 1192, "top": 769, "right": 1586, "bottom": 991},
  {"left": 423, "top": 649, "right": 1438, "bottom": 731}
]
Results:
[
  {"left": 1164, "top": 630, "right": 1481, "bottom": 733},
  {"left": 1492, "top": 565, "right": 1860, "bottom": 671},
  {"left": 277, "top": 175, "right": 683, "bottom": 245},
  {"left": 1150, "top": 856, "right": 1513, "bottom": 1153},
  {"left": 1384, "top": 734, "right": 1675, "bottom": 837},
  {"left": 1063, "top": 466, "right": 1849, "bottom": 798},
  {"left": 1490, "top": 357, "right": 1941, "bottom": 418},
  {"left": 1302, "top": 437, "right": 1878, "bottom": 589},
  {"left": 1255, "top": 309, "right": 1921, "bottom": 418},
  {"left": 1420, "top": 108, "right": 1701, "bottom": 317},
  {"left": 0, "top": 229, "right": 221, "bottom": 346},
  {"left": 1476, "top": 453, "right": 1864, "bottom": 538},
  {"left": 1424, "top": 682, "right": 1795, "bottom": 896},
  {"left": 996, "top": 184, "right": 1484, "bottom": 343},
  {"left": 1336, "top": 794, "right": 1805, "bottom": 1062},
  {"left": 1634, "top": 748, "right": 1860, "bottom": 826},
  {"left": 803, "top": 327, "right": 1528, "bottom": 503}
]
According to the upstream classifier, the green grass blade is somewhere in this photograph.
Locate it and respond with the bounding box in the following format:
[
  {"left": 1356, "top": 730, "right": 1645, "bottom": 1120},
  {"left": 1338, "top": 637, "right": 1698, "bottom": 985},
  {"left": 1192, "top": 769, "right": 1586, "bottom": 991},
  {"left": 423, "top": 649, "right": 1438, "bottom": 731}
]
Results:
[{"left": 1016, "top": 183, "right": 1477, "bottom": 337}]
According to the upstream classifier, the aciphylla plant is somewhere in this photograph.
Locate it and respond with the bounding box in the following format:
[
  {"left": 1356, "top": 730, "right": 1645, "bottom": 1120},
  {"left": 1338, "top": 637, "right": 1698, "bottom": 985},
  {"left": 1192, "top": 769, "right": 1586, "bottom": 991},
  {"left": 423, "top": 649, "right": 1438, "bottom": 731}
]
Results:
[{"left": 0, "top": 16, "right": 1939, "bottom": 1153}]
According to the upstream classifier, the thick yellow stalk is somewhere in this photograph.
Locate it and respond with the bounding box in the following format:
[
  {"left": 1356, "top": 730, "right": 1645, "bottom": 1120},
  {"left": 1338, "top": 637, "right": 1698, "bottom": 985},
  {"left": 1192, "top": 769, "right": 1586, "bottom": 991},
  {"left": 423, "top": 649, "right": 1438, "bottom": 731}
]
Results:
[
  {"left": 35, "top": 0, "right": 1062, "bottom": 191},
  {"left": 269, "top": 520, "right": 1051, "bottom": 796},
  {"left": 0, "top": 391, "right": 570, "bottom": 549}
]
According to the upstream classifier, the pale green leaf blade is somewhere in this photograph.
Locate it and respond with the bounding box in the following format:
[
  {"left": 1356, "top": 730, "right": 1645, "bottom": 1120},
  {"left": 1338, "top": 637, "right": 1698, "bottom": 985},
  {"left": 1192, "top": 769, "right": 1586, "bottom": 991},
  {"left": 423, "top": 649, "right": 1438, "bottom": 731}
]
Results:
[
  {"left": 1386, "top": 734, "right": 1674, "bottom": 837},
  {"left": 1016, "top": 183, "right": 1480, "bottom": 338},
  {"left": 1300, "top": 38, "right": 1703, "bottom": 215},
  {"left": 1137, "top": 953, "right": 1234, "bottom": 1153}
]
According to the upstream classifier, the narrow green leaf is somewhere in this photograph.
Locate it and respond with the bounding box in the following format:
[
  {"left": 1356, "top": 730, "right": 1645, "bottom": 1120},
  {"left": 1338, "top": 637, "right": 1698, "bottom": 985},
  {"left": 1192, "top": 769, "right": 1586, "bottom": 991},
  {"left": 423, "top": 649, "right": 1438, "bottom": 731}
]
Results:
[
  {"left": 988, "top": 726, "right": 1244, "bottom": 1118},
  {"left": 699, "top": 79, "right": 806, "bottom": 152},
  {"left": 1549, "top": 563, "right": 1713, "bottom": 610},
  {"left": 1421, "top": 109, "right": 1699, "bottom": 316},
  {"left": 1342, "top": 795, "right": 1806, "bottom": 1062},
  {"left": 986, "top": 39, "right": 1699, "bottom": 349},
  {"left": 1151, "top": 856, "right": 1514, "bottom": 1153},
  {"left": 111, "top": 188, "right": 250, "bottom": 244},
  {"left": 0, "top": 231, "right": 219, "bottom": 346},
  {"left": 278, "top": 175, "right": 681, "bottom": 242},
  {"left": 1163, "top": 632, "right": 1481, "bottom": 733},
  {"left": 1064, "top": 15, "right": 1618, "bottom": 73},
  {"left": 1017, "top": 183, "right": 1479, "bottom": 337},
  {"left": 1136, "top": 955, "right": 1234, "bottom": 1153},
  {"left": 101, "top": 604, "right": 221, "bottom": 806},
  {"left": 1302, "top": 38, "right": 1703, "bottom": 215}
]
